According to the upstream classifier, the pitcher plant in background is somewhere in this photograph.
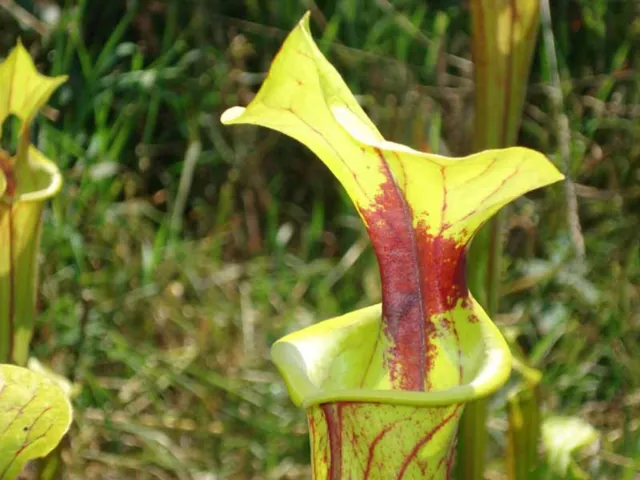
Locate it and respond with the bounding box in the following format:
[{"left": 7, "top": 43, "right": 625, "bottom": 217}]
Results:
[
  {"left": 0, "top": 41, "right": 66, "bottom": 366},
  {"left": 0, "top": 43, "right": 72, "bottom": 479},
  {"left": 222, "top": 13, "right": 563, "bottom": 478},
  {"left": 459, "top": 1, "right": 543, "bottom": 478}
]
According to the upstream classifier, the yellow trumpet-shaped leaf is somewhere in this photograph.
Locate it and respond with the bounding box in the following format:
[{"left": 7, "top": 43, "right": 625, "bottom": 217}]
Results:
[
  {"left": 222, "top": 12, "right": 563, "bottom": 393},
  {"left": 0, "top": 41, "right": 67, "bottom": 139},
  {"left": 0, "top": 41, "right": 66, "bottom": 197}
]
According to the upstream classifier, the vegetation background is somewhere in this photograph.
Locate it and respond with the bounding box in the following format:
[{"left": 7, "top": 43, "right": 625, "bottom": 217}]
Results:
[{"left": 0, "top": 0, "right": 638, "bottom": 478}]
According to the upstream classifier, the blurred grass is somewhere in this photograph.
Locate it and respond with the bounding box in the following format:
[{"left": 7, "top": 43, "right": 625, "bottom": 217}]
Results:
[{"left": 0, "top": 0, "right": 639, "bottom": 478}]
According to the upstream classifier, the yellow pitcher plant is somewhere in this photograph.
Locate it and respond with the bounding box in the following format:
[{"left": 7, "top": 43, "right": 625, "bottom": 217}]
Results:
[
  {"left": 0, "top": 42, "right": 66, "bottom": 366},
  {"left": 222, "top": 13, "right": 563, "bottom": 479},
  {"left": 0, "top": 42, "right": 71, "bottom": 479}
]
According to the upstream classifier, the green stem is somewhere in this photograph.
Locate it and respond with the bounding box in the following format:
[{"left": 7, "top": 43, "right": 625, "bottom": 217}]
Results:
[
  {"left": 169, "top": 120, "right": 201, "bottom": 239},
  {"left": 36, "top": 443, "right": 64, "bottom": 480},
  {"left": 486, "top": 211, "right": 505, "bottom": 319},
  {"left": 459, "top": 0, "right": 541, "bottom": 474},
  {"left": 456, "top": 397, "right": 488, "bottom": 479},
  {"left": 506, "top": 384, "right": 542, "bottom": 480},
  {"left": 456, "top": 211, "right": 503, "bottom": 479}
]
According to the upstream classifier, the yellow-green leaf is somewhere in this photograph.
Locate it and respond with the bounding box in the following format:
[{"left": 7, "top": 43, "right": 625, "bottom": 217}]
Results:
[
  {"left": 0, "top": 364, "right": 72, "bottom": 480},
  {"left": 0, "top": 41, "right": 67, "bottom": 138},
  {"left": 542, "top": 416, "right": 599, "bottom": 477}
]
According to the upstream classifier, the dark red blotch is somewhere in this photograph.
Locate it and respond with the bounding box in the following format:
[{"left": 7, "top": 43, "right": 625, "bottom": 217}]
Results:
[{"left": 360, "top": 150, "right": 468, "bottom": 391}]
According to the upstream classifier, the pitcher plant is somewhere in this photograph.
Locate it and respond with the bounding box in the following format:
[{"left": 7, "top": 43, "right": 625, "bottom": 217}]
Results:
[
  {"left": 222, "top": 13, "right": 563, "bottom": 478},
  {"left": 0, "top": 42, "right": 71, "bottom": 479},
  {"left": 0, "top": 41, "right": 67, "bottom": 366}
]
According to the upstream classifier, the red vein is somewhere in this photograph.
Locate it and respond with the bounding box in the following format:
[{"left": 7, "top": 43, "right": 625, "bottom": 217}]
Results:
[
  {"left": 363, "top": 424, "right": 393, "bottom": 478},
  {"left": 445, "top": 439, "right": 456, "bottom": 477},
  {"left": 439, "top": 166, "right": 449, "bottom": 234},
  {"left": 23, "top": 406, "right": 52, "bottom": 440},
  {"left": 447, "top": 309, "right": 463, "bottom": 383},
  {"left": 0, "top": 422, "right": 55, "bottom": 478},
  {"left": 396, "top": 406, "right": 460, "bottom": 479},
  {"left": 7, "top": 203, "right": 15, "bottom": 362},
  {"left": 446, "top": 164, "right": 522, "bottom": 230},
  {"left": 359, "top": 320, "right": 382, "bottom": 388},
  {"left": 274, "top": 104, "right": 370, "bottom": 199},
  {"left": 321, "top": 404, "right": 343, "bottom": 480},
  {"left": 430, "top": 435, "right": 458, "bottom": 480},
  {"left": 391, "top": 151, "right": 409, "bottom": 193},
  {"left": 0, "top": 394, "right": 37, "bottom": 440},
  {"left": 362, "top": 410, "right": 419, "bottom": 479},
  {"left": 455, "top": 157, "right": 497, "bottom": 190}
]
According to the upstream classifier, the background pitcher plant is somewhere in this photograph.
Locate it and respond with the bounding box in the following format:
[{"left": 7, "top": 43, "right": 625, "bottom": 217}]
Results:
[
  {"left": 0, "top": 42, "right": 67, "bottom": 366},
  {"left": 0, "top": 42, "right": 71, "bottom": 480},
  {"left": 222, "top": 13, "right": 563, "bottom": 478}
]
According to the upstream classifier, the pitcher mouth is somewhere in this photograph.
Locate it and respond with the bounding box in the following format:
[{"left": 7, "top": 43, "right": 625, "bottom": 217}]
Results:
[
  {"left": 0, "top": 147, "right": 62, "bottom": 204},
  {"left": 271, "top": 302, "right": 512, "bottom": 409}
]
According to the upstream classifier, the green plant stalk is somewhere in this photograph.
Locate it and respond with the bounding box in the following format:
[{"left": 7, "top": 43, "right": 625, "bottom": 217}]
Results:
[
  {"left": 507, "top": 384, "right": 542, "bottom": 479},
  {"left": 222, "top": 12, "right": 561, "bottom": 478},
  {"left": 458, "top": 1, "right": 541, "bottom": 477},
  {"left": 169, "top": 120, "right": 202, "bottom": 239},
  {"left": 504, "top": 357, "right": 543, "bottom": 479},
  {"left": 455, "top": 397, "right": 488, "bottom": 480},
  {"left": 36, "top": 444, "right": 63, "bottom": 480},
  {"left": 458, "top": 212, "right": 505, "bottom": 479}
]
